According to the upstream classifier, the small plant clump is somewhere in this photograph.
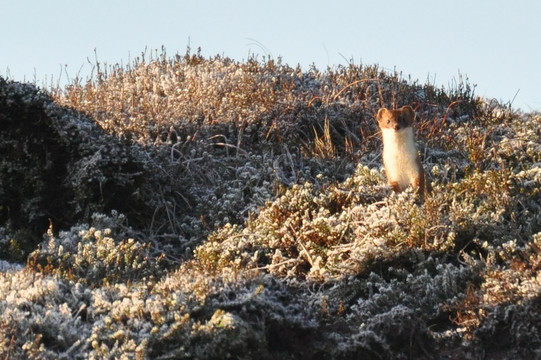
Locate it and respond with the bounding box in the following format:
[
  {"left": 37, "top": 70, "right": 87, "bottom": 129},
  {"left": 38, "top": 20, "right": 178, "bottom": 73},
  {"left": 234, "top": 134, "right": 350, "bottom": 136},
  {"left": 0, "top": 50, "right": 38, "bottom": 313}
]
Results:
[{"left": 0, "top": 48, "right": 540, "bottom": 358}]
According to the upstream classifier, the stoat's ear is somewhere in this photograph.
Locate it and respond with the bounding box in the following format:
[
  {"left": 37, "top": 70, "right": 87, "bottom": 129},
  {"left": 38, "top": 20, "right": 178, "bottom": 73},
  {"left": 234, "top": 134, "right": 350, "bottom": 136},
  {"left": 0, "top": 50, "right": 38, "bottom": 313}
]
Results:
[
  {"left": 377, "top": 108, "right": 389, "bottom": 122},
  {"left": 401, "top": 106, "right": 415, "bottom": 123}
]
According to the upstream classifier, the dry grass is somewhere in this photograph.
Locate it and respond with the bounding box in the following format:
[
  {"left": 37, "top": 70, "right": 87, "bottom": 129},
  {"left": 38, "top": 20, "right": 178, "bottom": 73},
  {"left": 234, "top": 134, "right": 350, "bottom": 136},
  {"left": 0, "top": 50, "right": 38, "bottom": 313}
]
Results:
[{"left": 1, "top": 48, "right": 540, "bottom": 359}]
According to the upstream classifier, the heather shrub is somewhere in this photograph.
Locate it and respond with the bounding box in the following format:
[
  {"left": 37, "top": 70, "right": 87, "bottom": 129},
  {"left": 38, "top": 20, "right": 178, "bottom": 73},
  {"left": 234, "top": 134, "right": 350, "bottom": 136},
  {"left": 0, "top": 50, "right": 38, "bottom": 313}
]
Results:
[
  {"left": 28, "top": 212, "right": 165, "bottom": 286},
  {"left": 0, "top": 78, "right": 191, "bottom": 262},
  {"left": 1, "top": 48, "right": 540, "bottom": 359}
]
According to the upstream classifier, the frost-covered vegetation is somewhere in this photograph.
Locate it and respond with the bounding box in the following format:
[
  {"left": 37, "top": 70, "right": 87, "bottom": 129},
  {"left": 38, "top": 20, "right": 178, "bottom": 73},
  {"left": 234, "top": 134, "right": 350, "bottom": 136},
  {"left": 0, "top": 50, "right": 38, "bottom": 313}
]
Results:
[{"left": 1, "top": 48, "right": 541, "bottom": 359}]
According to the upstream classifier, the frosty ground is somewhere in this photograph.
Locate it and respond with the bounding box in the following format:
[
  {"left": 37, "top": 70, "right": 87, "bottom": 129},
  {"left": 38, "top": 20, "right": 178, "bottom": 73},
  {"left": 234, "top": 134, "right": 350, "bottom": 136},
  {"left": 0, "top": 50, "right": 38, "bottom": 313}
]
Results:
[{"left": 1, "top": 50, "right": 541, "bottom": 359}]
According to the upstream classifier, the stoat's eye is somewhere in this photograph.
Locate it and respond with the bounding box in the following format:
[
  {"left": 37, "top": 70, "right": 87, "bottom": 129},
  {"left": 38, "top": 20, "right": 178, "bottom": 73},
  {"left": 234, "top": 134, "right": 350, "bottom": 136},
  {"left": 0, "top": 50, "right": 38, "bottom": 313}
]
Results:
[{"left": 386, "top": 120, "right": 391, "bottom": 125}]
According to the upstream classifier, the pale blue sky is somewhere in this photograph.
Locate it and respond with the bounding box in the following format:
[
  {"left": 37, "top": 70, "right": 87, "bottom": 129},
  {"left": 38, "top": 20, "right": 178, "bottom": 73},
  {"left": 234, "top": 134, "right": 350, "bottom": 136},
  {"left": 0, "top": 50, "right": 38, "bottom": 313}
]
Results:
[{"left": 1, "top": 0, "right": 540, "bottom": 111}]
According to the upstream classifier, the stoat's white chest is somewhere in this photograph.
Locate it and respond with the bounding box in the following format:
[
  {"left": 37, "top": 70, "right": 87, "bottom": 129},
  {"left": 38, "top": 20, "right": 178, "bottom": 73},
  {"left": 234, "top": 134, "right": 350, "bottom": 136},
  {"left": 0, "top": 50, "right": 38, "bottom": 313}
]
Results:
[{"left": 381, "top": 127, "right": 421, "bottom": 189}]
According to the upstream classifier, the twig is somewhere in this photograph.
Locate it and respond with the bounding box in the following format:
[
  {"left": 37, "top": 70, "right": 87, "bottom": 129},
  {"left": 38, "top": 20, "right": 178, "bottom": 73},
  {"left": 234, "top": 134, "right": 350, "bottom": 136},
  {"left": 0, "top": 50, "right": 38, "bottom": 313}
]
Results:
[{"left": 289, "top": 224, "right": 314, "bottom": 267}]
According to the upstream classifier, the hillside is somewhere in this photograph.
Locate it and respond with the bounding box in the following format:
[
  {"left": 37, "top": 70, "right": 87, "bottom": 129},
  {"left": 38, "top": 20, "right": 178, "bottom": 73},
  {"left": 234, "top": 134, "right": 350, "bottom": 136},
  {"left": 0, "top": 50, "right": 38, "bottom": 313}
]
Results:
[{"left": 1, "top": 49, "right": 541, "bottom": 359}]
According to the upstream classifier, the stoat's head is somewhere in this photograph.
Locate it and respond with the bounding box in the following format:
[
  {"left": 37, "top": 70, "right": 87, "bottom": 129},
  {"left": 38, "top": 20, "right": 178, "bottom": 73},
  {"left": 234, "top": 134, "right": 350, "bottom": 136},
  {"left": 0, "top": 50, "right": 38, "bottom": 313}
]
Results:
[{"left": 377, "top": 106, "right": 415, "bottom": 132}]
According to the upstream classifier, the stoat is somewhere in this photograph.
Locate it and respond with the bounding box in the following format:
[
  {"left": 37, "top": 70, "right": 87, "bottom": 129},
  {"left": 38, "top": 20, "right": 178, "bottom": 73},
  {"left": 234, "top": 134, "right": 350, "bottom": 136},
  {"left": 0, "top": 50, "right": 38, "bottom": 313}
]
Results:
[{"left": 376, "top": 106, "right": 430, "bottom": 195}]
